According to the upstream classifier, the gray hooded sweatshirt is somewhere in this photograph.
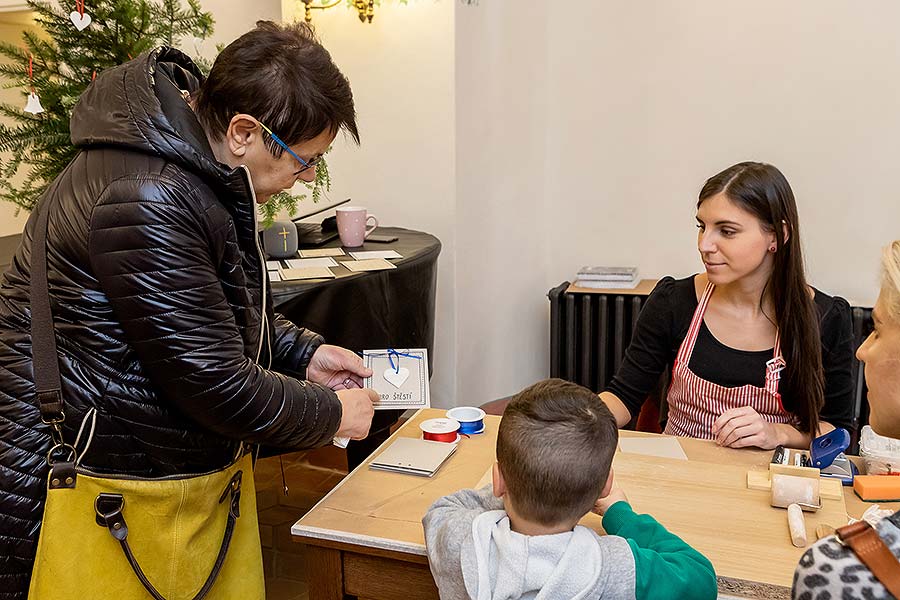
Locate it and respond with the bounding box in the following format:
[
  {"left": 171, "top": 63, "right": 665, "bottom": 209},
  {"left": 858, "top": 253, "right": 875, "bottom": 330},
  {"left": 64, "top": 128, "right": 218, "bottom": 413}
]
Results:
[{"left": 423, "top": 486, "right": 635, "bottom": 600}]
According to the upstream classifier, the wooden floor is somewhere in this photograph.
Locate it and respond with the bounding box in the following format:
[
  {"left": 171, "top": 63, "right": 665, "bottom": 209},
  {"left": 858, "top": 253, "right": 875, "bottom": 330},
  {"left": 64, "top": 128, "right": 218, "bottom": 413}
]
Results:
[{"left": 255, "top": 445, "right": 350, "bottom": 600}]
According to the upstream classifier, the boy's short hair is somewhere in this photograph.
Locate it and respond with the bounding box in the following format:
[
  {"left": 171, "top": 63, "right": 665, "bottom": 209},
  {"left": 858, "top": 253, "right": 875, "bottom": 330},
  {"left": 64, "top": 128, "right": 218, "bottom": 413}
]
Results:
[
  {"left": 194, "top": 21, "right": 358, "bottom": 155},
  {"left": 497, "top": 378, "right": 618, "bottom": 526}
]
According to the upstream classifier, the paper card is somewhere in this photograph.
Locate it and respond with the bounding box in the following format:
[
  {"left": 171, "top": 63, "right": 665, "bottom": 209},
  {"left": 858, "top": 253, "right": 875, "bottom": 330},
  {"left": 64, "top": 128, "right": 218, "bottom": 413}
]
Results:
[
  {"left": 285, "top": 257, "right": 338, "bottom": 269},
  {"left": 348, "top": 250, "right": 403, "bottom": 260},
  {"left": 279, "top": 267, "right": 335, "bottom": 281},
  {"left": 618, "top": 436, "right": 688, "bottom": 461},
  {"left": 363, "top": 349, "right": 430, "bottom": 410},
  {"left": 300, "top": 248, "right": 346, "bottom": 258},
  {"left": 268, "top": 270, "right": 282, "bottom": 282},
  {"left": 475, "top": 466, "right": 493, "bottom": 489},
  {"left": 266, "top": 260, "right": 283, "bottom": 271},
  {"left": 343, "top": 258, "right": 397, "bottom": 272}
]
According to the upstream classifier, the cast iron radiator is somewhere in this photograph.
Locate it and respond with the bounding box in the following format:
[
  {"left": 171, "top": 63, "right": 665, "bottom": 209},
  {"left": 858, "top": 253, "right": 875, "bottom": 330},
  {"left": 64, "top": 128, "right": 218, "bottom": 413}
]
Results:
[{"left": 548, "top": 282, "right": 652, "bottom": 393}]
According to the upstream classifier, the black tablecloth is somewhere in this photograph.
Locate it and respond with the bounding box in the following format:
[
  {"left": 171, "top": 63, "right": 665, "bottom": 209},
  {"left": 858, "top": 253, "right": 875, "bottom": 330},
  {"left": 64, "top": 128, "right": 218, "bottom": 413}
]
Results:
[
  {"left": 0, "top": 226, "right": 441, "bottom": 468},
  {"left": 271, "top": 226, "right": 441, "bottom": 466}
]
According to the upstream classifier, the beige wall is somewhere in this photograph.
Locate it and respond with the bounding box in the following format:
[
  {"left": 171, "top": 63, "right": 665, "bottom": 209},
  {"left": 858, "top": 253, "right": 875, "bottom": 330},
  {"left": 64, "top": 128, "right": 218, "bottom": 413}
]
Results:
[
  {"left": 280, "top": 0, "right": 458, "bottom": 406},
  {"left": 195, "top": 0, "right": 281, "bottom": 57},
  {"left": 454, "top": 0, "right": 900, "bottom": 403}
]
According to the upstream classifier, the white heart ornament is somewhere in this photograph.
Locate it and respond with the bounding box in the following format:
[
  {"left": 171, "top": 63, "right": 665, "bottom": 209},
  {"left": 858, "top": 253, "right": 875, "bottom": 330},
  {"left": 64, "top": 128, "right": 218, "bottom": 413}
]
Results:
[
  {"left": 70, "top": 11, "right": 91, "bottom": 31},
  {"left": 383, "top": 367, "right": 410, "bottom": 388}
]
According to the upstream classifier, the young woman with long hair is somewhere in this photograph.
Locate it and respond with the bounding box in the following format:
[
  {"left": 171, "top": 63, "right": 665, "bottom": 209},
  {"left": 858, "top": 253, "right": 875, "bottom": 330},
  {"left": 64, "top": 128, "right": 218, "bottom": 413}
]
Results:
[{"left": 600, "top": 162, "right": 853, "bottom": 448}]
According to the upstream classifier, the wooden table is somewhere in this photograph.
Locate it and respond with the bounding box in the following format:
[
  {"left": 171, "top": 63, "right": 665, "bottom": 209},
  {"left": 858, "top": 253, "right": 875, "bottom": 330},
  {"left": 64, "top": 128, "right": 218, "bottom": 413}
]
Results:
[{"left": 292, "top": 409, "right": 898, "bottom": 600}]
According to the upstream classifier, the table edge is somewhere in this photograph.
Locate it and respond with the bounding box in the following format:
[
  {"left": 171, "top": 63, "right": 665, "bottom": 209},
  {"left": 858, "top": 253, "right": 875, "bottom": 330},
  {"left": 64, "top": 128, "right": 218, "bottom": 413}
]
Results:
[{"left": 291, "top": 524, "right": 427, "bottom": 557}]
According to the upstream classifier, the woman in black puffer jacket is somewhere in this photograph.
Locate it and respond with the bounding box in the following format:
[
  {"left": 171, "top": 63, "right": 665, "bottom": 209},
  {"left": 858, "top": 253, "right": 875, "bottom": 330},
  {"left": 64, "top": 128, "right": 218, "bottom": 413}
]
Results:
[{"left": 0, "top": 21, "right": 377, "bottom": 598}]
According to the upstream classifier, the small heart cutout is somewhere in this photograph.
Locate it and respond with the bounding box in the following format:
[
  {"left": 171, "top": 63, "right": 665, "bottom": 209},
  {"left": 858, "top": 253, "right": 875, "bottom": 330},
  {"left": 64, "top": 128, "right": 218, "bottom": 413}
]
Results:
[
  {"left": 383, "top": 367, "right": 410, "bottom": 388},
  {"left": 70, "top": 11, "right": 91, "bottom": 31}
]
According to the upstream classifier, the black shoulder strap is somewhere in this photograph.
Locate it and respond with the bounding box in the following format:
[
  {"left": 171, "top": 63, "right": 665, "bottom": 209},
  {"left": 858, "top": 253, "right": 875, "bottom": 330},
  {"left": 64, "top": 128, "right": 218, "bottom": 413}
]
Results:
[{"left": 29, "top": 195, "right": 65, "bottom": 425}]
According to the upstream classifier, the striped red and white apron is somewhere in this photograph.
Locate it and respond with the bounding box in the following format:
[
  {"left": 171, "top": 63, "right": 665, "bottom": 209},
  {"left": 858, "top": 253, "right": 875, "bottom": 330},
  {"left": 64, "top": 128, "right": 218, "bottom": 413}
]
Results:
[{"left": 664, "top": 282, "right": 794, "bottom": 439}]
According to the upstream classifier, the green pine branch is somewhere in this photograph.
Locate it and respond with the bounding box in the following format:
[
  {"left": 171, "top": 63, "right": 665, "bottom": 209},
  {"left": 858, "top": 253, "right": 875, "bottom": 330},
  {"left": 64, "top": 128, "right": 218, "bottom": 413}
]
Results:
[
  {"left": 0, "top": 0, "right": 216, "bottom": 213},
  {"left": 0, "top": 0, "right": 332, "bottom": 220},
  {"left": 259, "top": 154, "right": 333, "bottom": 229}
]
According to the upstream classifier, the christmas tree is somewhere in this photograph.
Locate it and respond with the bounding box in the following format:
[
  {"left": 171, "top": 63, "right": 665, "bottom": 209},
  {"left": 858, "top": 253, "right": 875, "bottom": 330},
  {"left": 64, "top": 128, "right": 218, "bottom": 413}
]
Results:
[{"left": 0, "top": 0, "right": 213, "bottom": 213}]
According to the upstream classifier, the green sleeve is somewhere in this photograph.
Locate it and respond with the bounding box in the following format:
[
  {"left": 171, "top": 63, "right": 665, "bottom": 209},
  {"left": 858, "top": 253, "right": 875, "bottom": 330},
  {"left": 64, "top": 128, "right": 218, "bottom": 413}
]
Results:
[{"left": 602, "top": 501, "right": 718, "bottom": 600}]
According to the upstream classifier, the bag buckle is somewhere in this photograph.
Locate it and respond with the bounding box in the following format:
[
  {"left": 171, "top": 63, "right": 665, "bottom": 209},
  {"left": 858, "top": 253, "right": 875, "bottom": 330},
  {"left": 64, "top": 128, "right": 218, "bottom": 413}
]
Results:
[
  {"left": 46, "top": 442, "right": 77, "bottom": 466},
  {"left": 834, "top": 521, "right": 870, "bottom": 547},
  {"left": 219, "top": 470, "right": 243, "bottom": 519},
  {"left": 94, "top": 493, "right": 128, "bottom": 541}
]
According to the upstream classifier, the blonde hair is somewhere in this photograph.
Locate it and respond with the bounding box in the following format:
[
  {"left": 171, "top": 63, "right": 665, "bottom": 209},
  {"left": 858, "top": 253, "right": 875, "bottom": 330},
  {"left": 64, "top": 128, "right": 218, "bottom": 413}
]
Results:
[{"left": 882, "top": 241, "right": 900, "bottom": 322}]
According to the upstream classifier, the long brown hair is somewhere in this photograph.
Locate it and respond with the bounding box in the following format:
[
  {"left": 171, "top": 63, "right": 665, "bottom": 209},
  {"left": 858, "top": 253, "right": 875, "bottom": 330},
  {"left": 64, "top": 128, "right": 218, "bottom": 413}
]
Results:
[{"left": 698, "top": 162, "right": 824, "bottom": 434}]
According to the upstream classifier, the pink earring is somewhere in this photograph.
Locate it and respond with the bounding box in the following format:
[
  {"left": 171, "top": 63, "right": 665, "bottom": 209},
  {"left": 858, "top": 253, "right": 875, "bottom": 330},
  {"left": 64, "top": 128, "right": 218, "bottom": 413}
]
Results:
[{"left": 769, "top": 245, "right": 776, "bottom": 252}]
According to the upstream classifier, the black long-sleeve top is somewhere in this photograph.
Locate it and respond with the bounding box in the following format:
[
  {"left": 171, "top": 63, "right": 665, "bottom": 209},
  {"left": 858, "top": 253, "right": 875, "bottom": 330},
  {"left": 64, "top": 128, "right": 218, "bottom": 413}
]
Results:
[{"left": 605, "top": 276, "right": 854, "bottom": 431}]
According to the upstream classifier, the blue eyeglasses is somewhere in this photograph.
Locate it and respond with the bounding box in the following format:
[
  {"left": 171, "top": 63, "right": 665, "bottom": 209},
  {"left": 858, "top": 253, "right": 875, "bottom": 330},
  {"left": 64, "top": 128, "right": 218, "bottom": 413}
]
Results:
[{"left": 257, "top": 120, "right": 321, "bottom": 174}]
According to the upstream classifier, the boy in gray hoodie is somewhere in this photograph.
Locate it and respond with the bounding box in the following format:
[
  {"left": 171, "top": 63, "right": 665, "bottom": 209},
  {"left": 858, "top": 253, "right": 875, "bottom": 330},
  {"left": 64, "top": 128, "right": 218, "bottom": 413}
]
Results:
[{"left": 422, "top": 378, "right": 718, "bottom": 600}]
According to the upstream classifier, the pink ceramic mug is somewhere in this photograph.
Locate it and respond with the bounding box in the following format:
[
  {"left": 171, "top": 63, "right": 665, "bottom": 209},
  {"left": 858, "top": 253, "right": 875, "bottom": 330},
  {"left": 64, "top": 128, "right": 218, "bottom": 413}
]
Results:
[{"left": 336, "top": 206, "right": 378, "bottom": 247}]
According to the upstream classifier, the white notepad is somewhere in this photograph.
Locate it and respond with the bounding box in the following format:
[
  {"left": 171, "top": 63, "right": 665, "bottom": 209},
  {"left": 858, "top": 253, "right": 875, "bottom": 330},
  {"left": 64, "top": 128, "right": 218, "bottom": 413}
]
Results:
[
  {"left": 369, "top": 437, "right": 458, "bottom": 477},
  {"left": 349, "top": 250, "right": 403, "bottom": 260},
  {"left": 285, "top": 257, "right": 339, "bottom": 269}
]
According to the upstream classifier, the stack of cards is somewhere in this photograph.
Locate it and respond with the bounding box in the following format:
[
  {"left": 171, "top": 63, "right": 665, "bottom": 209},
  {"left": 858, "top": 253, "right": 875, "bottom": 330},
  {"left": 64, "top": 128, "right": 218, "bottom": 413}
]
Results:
[
  {"left": 266, "top": 257, "right": 339, "bottom": 281},
  {"left": 341, "top": 250, "right": 403, "bottom": 273},
  {"left": 369, "top": 437, "right": 457, "bottom": 477},
  {"left": 363, "top": 349, "right": 430, "bottom": 410},
  {"left": 348, "top": 250, "right": 403, "bottom": 260},
  {"left": 299, "top": 248, "right": 346, "bottom": 258},
  {"left": 265, "top": 248, "right": 405, "bottom": 280}
]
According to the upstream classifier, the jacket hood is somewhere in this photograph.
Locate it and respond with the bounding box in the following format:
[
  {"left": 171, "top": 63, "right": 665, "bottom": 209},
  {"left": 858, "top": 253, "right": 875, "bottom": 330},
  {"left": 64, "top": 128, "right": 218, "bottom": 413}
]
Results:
[
  {"left": 70, "top": 47, "right": 254, "bottom": 207},
  {"left": 462, "top": 510, "right": 611, "bottom": 600}
]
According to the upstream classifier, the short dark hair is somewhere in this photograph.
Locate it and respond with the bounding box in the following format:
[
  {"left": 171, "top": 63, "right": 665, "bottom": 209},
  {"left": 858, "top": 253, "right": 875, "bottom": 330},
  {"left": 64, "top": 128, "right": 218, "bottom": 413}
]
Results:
[
  {"left": 194, "top": 21, "right": 358, "bottom": 157},
  {"left": 497, "top": 379, "right": 618, "bottom": 526}
]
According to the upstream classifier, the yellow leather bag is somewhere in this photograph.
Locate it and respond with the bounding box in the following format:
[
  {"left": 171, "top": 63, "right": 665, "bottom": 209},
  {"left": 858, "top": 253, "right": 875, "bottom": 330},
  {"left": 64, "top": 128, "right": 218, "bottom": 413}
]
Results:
[
  {"left": 28, "top": 453, "right": 264, "bottom": 600},
  {"left": 26, "top": 172, "right": 264, "bottom": 600}
]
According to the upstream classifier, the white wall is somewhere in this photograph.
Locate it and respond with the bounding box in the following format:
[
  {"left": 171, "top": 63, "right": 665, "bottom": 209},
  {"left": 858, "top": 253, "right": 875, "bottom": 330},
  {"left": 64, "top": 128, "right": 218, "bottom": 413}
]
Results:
[
  {"left": 195, "top": 0, "right": 281, "bottom": 58},
  {"left": 281, "top": 0, "right": 458, "bottom": 407},
  {"left": 454, "top": 0, "right": 900, "bottom": 404}
]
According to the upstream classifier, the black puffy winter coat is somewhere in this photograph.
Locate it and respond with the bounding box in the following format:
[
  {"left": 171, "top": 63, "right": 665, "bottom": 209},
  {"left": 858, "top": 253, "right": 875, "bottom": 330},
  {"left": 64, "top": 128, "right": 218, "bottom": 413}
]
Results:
[{"left": 0, "top": 48, "right": 342, "bottom": 597}]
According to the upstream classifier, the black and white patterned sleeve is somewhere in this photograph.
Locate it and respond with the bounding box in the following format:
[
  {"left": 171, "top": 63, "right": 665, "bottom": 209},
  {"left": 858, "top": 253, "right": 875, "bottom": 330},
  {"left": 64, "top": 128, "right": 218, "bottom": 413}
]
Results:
[{"left": 792, "top": 513, "right": 900, "bottom": 600}]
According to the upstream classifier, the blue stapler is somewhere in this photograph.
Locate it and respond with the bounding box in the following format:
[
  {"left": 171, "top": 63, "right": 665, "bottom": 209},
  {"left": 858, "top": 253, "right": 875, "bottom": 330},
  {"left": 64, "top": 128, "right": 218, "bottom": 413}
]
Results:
[{"left": 810, "top": 428, "right": 858, "bottom": 485}]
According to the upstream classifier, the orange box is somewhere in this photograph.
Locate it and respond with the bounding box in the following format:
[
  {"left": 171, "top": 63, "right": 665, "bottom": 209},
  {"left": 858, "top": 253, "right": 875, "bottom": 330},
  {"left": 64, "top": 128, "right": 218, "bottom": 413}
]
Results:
[{"left": 853, "top": 475, "right": 900, "bottom": 502}]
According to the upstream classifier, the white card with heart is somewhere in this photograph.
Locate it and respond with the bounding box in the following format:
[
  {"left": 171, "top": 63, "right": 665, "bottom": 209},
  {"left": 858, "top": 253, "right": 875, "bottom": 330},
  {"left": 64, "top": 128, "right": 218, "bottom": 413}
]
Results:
[{"left": 363, "top": 349, "right": 430, "bottom": 410}]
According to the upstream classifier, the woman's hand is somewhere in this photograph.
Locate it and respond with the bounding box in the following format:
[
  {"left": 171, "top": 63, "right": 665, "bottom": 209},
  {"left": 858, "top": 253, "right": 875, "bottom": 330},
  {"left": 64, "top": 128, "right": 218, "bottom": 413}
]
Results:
[
  {"left": 712, "top": 406, "right": 783, "bottom": 449},
  {"left": 335, "top": 388, "right": 377, "bottom": 440},
  {"left": 307, "top": 344, "right": 373, "bottom": 390}
]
